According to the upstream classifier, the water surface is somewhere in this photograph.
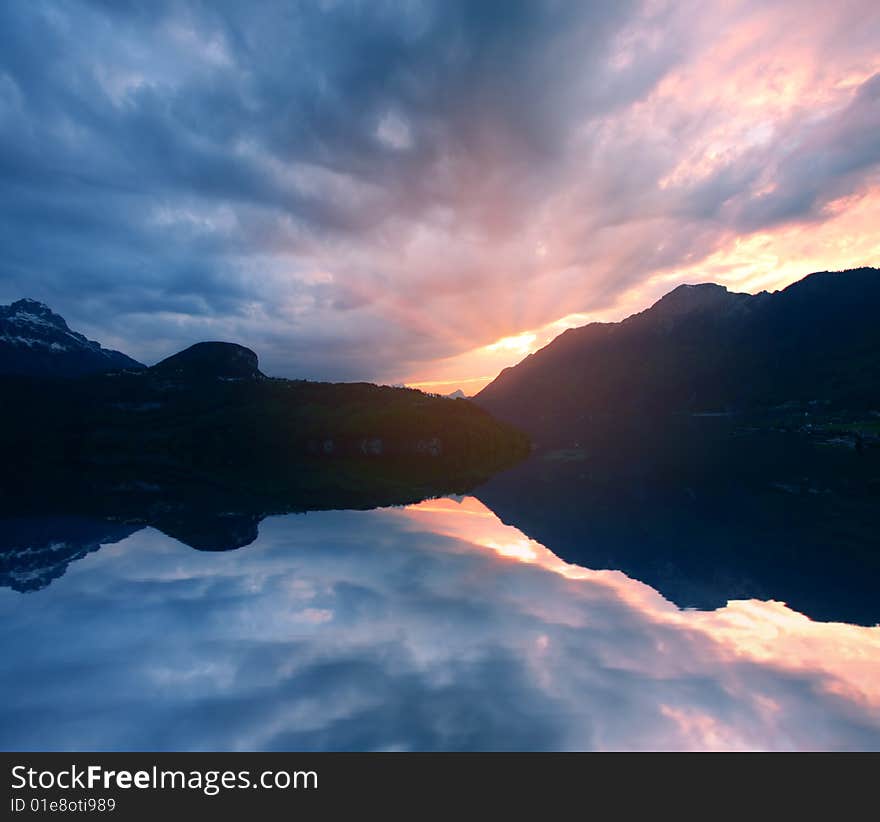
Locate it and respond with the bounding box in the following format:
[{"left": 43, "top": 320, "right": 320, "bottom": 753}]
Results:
[{"left": 1, "top": 495, "right": 878, "bottom": 751}]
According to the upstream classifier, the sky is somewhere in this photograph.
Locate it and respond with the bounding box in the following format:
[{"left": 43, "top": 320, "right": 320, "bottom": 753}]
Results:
[
  {"left": 1, "top": 498, "right": 878, "bottom": 751},
  {"left": 1, "top": 1, "right": 879, "bottom": 392}
]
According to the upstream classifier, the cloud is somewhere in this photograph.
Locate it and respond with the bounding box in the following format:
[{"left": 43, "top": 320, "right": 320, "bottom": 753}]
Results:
[{"left": 0, "top": 1, "right": 878, "bottom": 382}]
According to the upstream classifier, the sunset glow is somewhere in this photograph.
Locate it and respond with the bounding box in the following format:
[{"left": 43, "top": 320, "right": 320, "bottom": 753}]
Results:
[{"left": 1, "top": 2, "right": 877, "bottom": 387}]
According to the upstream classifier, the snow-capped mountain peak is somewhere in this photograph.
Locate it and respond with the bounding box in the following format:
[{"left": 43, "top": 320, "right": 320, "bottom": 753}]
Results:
[{"left": 0, "top": 298, "right": 144, "bottom": 377}]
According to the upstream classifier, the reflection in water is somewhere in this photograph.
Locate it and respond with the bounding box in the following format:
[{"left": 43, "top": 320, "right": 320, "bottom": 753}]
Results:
[
  {"left": 1, "top": 496, "right": 878, "bottom": 751},
  {"left": 403, "top": 499, "right": 880, "bottom": 716},
  {"left": 476, "top": 436, "right": 880, "bottom": 626}
]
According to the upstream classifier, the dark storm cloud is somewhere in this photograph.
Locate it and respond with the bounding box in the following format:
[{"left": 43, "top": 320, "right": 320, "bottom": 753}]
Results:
[{"left": 0, "top": 1, "right": 878, "bottom": 381}]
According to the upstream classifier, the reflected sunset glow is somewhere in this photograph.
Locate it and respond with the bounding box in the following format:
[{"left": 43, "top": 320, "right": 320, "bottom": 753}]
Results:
[
  {"left": 398, "top": 497, "right": 880, "bottom": 715},
  {"left": 1, "top": 500, "right": 878, "bottom": 751}
]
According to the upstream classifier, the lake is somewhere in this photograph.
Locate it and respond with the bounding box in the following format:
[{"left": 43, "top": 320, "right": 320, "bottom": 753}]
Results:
[{"left": 1, "top": 455, "right": 879, "bottom": 751}]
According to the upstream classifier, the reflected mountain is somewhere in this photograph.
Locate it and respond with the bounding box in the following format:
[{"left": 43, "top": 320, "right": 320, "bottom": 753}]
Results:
[
  {"left": 0, "top": 333, "right": 530, "bottom": 591},
  {"left": 0, "top": 455, "right": 522, "bottom": 591},
  {"left": 5, "top": 418, "right": 878, "bottom": 629},
  {"left": 0, "top": 517, "right": 140, "bottom": 593},
  {"left": 476, "top": 419, "right": 880, "bottom": 626}
]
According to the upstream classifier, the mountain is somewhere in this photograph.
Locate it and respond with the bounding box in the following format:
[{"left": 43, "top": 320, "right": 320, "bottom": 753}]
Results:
[
  {"left": 1, "top": 338, "right": 529, "bottom": 489},
  {"left": 0, "top": 298, "right": 143, "bottom": 377},
  {"left": 445, "top": 389, "right": 468, "bottom": 399},
  {"left": 475, "top": 267, "right": 880, "bottom": 446},
  {"left": 151, "top": 341, "right": 264, "bottom": 381}
]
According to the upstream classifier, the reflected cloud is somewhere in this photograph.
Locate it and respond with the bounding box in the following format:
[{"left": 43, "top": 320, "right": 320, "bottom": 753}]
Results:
[
  {"left": 1, "top": 497, "right": 877, "bottom": 751},
  {"left": 398, "top": 498, "right": 880, "bottom": 713}
]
